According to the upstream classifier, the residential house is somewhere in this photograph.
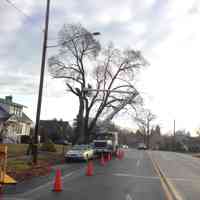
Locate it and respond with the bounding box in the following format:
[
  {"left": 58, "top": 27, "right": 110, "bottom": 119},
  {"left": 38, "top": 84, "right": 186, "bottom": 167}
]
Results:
[{"left": 0, "top": 96, "right": 32, "bottom": 143}]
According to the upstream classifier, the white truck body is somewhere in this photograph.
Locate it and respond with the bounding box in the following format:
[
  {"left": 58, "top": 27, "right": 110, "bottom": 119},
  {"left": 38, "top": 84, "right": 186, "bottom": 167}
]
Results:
[{"left": 93, "top": 132, "right": 118, "bottom": 154}]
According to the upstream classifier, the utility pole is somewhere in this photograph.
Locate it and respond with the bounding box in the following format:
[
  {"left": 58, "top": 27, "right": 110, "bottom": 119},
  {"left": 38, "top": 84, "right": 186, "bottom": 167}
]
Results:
[
  {"left": 33, "top": 0, "right": 50, "bottom": 164},
  {"left": 173, "top": 119, "right": 176, "bottom": 137},
  {"left": 171, "top": 119, "right": 176, "bottom": 151},
  {"left": 147, "top": 119, "right": 150, "bottom": 149}
]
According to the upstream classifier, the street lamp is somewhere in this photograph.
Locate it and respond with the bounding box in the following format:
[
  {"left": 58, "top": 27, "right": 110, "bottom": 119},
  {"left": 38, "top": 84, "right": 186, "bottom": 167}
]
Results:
[{"left": 83, "top": 88, "right": 138, "bottom": 94}]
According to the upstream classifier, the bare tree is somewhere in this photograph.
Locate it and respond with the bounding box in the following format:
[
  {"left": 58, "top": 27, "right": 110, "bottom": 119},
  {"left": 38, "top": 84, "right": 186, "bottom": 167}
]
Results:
[
  {"left": 135, "top": 109, "right": 156, "bottom": 148},
  {"left": 48, "top": 23, "right": 147, "bottom": 143},
  {"left": 196, "top": 129, "right": 200, "bottom": 137}
]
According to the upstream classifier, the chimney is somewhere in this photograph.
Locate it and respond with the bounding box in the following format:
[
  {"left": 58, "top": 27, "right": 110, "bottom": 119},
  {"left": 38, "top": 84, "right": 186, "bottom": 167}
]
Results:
[{"left": 5, "top": 96, "right": 12, "bottom": 103}]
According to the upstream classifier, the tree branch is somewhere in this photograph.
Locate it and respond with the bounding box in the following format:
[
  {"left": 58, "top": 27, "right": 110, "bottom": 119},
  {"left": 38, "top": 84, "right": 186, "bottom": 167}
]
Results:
[
  {"left": 66, "top": 83, "right": 79, "bottom": 96},
  {"left": 53, "top": 75, "right": 83, "bottom": 84}
]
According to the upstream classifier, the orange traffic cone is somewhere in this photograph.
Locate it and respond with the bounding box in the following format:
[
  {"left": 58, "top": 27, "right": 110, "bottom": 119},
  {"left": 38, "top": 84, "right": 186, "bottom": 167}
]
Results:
[
  {"left": 53, "top": 169, "right": 62, "bottom": 192},
  {"left": 119, "top": 150, "right": 123, "bottom": 160},
  {"left": 100, "top": 154, "right": 106, "bottom": 166},
  {"left": 122, "top": 150, "right": 125, "bottom": 158},
  {"left": 116, "top": 150, "right": 120, "bottom": 159},
  {"left": 108, "top": 153, "right": 111, "bottom": 161},
  {"left": 120, "top": 150, "right": 124, "bottom": 159},
  {"left": 86, "top": 160, "right": 94, "bottom": 176},
  {"left": 116, "top": 149, "right": 119, "bottom": 158}
]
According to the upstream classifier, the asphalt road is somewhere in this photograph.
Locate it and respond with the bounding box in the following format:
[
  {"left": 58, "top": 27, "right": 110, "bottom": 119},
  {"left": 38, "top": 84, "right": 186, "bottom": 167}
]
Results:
[
  {"left": 2, "top": 149, "right": 166, "bottom": 200},
  {"left": 3, "top": 149, "right": 200, "bottom": 200},
  {"left": 150, "top": 151, "right": 200, "bottom": 200}
]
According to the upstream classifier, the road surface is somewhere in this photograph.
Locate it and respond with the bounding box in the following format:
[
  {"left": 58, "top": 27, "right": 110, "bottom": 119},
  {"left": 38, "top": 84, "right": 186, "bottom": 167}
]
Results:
[
  {"left": 2, "top": 149, "right": 200, "bottom": 200},
  {"left": 150, "top": 151, "right": 200, "bottom": 200}
]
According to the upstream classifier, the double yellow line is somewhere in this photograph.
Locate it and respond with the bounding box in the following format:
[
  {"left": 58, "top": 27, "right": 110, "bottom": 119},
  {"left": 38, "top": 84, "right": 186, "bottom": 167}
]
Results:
[{"left": 148, "top": 151, "right": 183, "bottom": 200}]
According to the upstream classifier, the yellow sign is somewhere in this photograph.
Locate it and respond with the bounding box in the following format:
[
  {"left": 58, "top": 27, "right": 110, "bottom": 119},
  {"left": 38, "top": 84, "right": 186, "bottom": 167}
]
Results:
[{"left": 0, "top": 144, "right": 16, "bottom": 184}]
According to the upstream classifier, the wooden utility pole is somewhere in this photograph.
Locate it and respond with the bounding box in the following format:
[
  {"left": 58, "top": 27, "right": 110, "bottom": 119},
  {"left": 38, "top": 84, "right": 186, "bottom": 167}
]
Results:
[
  {"left": 173, "top": 120, "right": 176, "bottom": 137},
  {"left": 147, "top": 119, "right": 150, "bottom": 149},
  {"left": 33, "top": 0, "right": 50, "bottom": 164}
]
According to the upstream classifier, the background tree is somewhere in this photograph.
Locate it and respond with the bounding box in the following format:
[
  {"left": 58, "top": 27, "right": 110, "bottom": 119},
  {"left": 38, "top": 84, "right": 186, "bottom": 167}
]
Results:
[
  {"left": 134, "top": 109, "right": 156, "bottom": 148},
  {"left": 155, "top": 125, "right": 161, "bottom": 135},
  {"left": 196, "top": 129, "right": 200, "bottom": 137},
  {"left": 49, "top": 23, "right": 147, "bottom": 143}
]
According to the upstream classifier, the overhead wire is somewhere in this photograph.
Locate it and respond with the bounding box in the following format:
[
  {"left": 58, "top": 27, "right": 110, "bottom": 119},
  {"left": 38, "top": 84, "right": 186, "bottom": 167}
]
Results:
[
  {"left": 4, "top": 0, "right": 57, "bottom": 43},
  {"left": 5, "top": 0, "right": 32, "bottom": 19},
  {"left": 4, "top": 0, "right": 45, "bottom": 33}
]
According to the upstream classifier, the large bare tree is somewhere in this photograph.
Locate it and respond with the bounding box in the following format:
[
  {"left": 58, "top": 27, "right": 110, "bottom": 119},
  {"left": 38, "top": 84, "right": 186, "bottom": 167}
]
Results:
[{"left": 48, "top": 23, "right": 147, "bottom": 143}]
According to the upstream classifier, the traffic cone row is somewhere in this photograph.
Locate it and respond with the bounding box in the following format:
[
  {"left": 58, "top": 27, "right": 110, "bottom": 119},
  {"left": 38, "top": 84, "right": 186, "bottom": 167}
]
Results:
[{"left": 53, "top": 150, "right": 124, "bottom": 192}]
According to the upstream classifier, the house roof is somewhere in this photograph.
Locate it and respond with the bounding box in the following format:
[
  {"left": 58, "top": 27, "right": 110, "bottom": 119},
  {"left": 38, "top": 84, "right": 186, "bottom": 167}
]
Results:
[
  {"left": 0, "top": 106, "right": 10, "bottom": 122},
  {"left": 0, "top": 105, "right": 32, "bottom": 124},
  {"left": 0, "top": 98, "right": 26, "bottom": 108},
  {"left": 21, "top": 113, "right": 32, "bottom": 123}
]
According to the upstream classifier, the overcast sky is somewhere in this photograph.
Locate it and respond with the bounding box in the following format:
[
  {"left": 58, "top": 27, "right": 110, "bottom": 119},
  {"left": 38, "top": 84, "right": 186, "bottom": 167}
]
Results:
[{"left": 1, "top": 0, "right": 200, "bottom": 134}]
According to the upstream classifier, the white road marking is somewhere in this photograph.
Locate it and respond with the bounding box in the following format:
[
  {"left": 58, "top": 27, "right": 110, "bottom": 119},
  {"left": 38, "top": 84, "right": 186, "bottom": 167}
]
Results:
[
  {"left": 169, "top": 177, "right": 200, "bottom": 182},
  {"left": 21, "top": 168, "right": 82, "bottom": 196},
  {"left": 113, "top": 173, "right": 160, "bottom": 180},
  {"left": 136, "top": 159, "right": 140, "bottom": 167}
]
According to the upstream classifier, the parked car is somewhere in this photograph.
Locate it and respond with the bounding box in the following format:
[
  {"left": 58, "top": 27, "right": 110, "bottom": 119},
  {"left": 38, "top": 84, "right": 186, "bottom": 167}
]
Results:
[
  {"left": 65, "top": 144, "right": 94, "bottom": 162},
  {"left": 137, "top": 143, "right": 147, "bottom": 150}
]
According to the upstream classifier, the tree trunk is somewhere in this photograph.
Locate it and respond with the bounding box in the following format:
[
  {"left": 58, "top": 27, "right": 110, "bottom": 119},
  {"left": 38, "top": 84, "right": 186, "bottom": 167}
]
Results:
[
  {"left": 72, "top": 96, "right": 84, "bottom": 144},
  {"left": 83, "top": 110, "right": 90, "bottom": 144}
]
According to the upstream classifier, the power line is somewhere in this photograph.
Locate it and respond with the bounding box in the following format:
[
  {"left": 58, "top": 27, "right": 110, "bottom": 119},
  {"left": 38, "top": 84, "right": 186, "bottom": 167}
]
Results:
[
  {"left": 5, "top": 0, "right": 31, "bottom": 19},
  {"left": 4, "top": 0, "right": 55, "bottom": 40},
  {"left": 4, "top": 0, "right": 50, "bottom": 38}
]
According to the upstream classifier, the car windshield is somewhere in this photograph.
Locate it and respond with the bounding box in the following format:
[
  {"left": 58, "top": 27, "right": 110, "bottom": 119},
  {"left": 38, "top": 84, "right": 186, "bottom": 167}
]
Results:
[{"left": 72, "top": 145, "right": 88, "bottom": 150}]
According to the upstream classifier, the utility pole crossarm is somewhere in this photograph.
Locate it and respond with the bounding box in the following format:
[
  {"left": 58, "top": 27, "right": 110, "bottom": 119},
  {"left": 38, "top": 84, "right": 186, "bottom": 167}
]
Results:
[{"left": 83, "top": 88, "right": 139, "bottom": 94}]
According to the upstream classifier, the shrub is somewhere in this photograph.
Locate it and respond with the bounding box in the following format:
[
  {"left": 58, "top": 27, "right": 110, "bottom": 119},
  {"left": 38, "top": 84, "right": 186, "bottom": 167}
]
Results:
[
  {"left": 21, "top": 135, "right": 31, "bottom": 144},
  {"left": 40, "top": 139, "right": 56, "bottom": 152}
]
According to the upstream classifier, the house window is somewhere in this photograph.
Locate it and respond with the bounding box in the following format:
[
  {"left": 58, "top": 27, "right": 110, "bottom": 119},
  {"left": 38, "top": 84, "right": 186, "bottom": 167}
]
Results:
[
  {"left": 15, "top": 125, "right": 22, "bottom": 134},
  {"left": 13, "top": 106, "right": 18, "bottom": 115},
  {"left": 10, "top": 106, "right": 14, "bottom": 114}
]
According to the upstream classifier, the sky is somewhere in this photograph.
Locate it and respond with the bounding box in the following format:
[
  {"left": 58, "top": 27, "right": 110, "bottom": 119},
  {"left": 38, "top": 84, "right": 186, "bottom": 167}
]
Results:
[{"left": 1, "top": 0, "right": 200, "bottom": 135}]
